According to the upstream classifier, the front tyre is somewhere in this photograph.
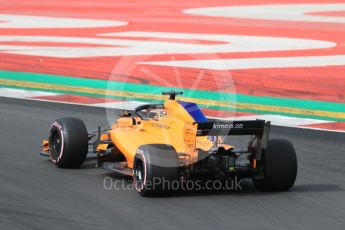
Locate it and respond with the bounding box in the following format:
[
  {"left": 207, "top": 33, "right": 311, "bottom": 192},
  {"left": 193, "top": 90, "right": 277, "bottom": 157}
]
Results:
[
  {"left": 253, "top": 139, "right": 297, "bottom": 191},
  {"left": 49, "top": 117, "right": 88, "bottom": 168}
]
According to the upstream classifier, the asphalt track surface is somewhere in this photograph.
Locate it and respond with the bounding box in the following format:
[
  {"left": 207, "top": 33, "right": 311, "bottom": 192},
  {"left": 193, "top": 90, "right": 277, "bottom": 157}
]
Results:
[{"left": 0, "top": 97, "right": 345, "bottom": 230}]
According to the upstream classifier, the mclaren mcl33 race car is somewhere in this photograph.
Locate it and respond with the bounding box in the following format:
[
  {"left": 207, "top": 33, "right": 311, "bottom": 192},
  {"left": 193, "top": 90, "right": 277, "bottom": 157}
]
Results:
[{"left": 41, "top": 91, "right": 297, "bottom": 196}]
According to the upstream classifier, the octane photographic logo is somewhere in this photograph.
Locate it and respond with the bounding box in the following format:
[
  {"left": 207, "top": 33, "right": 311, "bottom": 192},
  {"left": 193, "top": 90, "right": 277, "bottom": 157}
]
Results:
[
  {"left": 103, "top": 176, "right": 243, "bottom": 192},
  {"left": 104, "top": 33, "right": 237, "bottom": 168}
]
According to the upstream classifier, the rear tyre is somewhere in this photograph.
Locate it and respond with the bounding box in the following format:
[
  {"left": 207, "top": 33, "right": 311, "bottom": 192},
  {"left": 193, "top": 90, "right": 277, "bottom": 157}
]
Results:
[
  {"left": 253, "top": 139, "right": 297, "bottom": 191},
  {"left": 133, "top": 144, "right": 179, "bottom": 197},
  {"left": 49, "top": 117, "right": 88, "bottom": 168}
]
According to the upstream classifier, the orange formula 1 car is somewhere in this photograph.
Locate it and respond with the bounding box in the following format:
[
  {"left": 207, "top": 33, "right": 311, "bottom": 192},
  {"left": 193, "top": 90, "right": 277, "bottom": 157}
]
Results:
[{"left": 41, "top": 91, "right": 297, "bottom": 196}]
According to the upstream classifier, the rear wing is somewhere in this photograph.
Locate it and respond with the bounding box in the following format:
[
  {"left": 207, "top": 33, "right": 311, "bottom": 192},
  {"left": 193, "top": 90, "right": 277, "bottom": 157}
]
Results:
[{"left": 195, "top": 120, "right": 271, "bottom": 160}]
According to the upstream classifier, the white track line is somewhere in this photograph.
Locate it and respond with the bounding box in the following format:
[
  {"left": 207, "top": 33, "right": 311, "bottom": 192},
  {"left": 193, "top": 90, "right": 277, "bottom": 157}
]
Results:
[
  {"left": 183, "top": 4, "right": 345, "bottom": 24},
  {"left": 140, "top": 55, "right": 345, "bottom": 70},
  {"left": 0, "top": 87, "right": 58, "bottom": 98},
  {"left": 208, "top": 114, "right": 332, "bottom": 127},
  {"left": 92, "top": 101, "right": 146, "bottom": 110}
]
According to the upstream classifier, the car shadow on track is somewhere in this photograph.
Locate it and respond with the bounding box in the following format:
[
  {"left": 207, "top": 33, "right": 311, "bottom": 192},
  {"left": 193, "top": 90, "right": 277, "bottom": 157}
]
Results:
[
  {"left": 167, "top": 183, "right": 344, "bottom": 198},
  {"left": 292, "top": 184, "right": 344, "bottom": 193},
  {"left": 102, "top": 172, "right": 344, "bottom": 197}
]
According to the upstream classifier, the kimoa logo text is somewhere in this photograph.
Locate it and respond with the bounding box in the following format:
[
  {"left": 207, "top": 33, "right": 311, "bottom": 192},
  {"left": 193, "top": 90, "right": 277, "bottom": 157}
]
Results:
[{"left": 213, "top": 122, "right": 243, "bottom": 129}]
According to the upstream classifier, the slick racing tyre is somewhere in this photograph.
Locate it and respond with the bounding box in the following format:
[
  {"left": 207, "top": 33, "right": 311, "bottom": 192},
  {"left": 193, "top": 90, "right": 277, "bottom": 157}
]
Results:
[
  {"left": 133, "top": 144, "right": 179, "bottom": 197},
  {"left": 49, "top": 117, "right": 88, "bottom": 168},
  {"left": 253, "top": 139, "right": 297, "bottom": 191}
]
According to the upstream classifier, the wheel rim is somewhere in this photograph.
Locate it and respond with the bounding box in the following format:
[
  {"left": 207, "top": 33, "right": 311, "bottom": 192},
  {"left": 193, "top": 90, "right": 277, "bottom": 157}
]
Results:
[
  {"left": 134, "top": 160, "right": 145, "bottom": 190},
  {"left": 50, "top": 130, "right": 62, "bottom": 160}
]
